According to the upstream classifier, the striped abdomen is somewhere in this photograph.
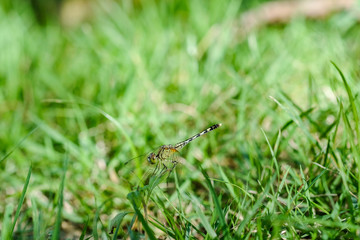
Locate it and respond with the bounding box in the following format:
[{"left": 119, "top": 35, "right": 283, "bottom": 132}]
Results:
[{"left": 174, "top": 123, "right": 222, "bottom": 150}]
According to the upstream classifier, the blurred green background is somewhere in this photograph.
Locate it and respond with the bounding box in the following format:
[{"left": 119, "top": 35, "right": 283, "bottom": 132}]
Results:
[{"left": 1, "top": 0, "right": 360, "bottom": 238}]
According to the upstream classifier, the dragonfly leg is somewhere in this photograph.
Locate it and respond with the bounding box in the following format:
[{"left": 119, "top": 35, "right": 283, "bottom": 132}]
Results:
[
  {"left": 168, "top": 162, "right": 177, "bottom": 175},
  {"left": 165, "top": 162, "right": 177, "bottom": 185},
  {"left": 152, "top": 163, "right": 159, "bottom": 176},
  {"left": 160, "top": 163, "right": 168, "bottom": 174}
]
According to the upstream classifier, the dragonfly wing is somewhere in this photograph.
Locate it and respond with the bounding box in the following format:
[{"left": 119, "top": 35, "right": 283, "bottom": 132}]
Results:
[{"left": 161, "top": 149, "right": 183, "bottom": 170}]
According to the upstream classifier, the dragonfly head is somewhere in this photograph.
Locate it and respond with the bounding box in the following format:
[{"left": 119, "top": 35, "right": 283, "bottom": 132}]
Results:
[{"left": 147, "top": 153, "right": 157, "bottom": 164}]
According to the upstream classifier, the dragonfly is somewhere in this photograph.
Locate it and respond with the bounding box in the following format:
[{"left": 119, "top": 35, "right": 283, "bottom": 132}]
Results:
[
  {"left": 146, "top": 123, "right": 222, "bottom": 175},
  {"left": 123, "top": 123, "right": 222, "bottom": 186}
]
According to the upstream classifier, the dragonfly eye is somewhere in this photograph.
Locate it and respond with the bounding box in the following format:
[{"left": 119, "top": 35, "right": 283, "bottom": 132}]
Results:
[{"left": 147, "top": 153, "right": 156, "bottom": 164}]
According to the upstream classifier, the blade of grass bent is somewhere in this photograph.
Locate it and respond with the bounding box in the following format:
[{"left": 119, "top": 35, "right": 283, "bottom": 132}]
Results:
[
  {"left": 128, "top": 197, "right": 156, "bottom": 240},
  {"left": 261, "top": 128, "right": 280, "bottom": 179},
  {"left": 331, "top": 61, "right": 359, "bottom": 144},
  {"left": 269, "top": 95, "right": 319, "bottom": 149},
  {"left": 332, "top": 62, "right": 360, "bottom": 200},
  {"left": 109, "top": 212, "right": 132, "bottom": 239}
]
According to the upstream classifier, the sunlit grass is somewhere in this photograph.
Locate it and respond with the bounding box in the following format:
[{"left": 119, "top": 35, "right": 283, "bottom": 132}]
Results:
[{"left": 1, "top": 0, "right": 360, "bottom": 239}]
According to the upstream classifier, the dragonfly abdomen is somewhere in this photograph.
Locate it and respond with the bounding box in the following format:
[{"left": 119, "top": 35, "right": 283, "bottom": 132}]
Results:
[{"left": 174, "top": 123, "right": 222, "bottom": 149}]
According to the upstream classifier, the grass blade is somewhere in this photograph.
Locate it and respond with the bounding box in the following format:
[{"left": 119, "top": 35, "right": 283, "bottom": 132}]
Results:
[
  {"left": 236, "top": 174, "right": 276, "bottom": 236},
  {"left": 332, "top": 62, "right": 360, "bottom": 200},
  {"left": 51, "top": 154, "right": 69, "bottom": 240},
  {"left": 128, "top": 191, "right": 156, "bottom": 240},
  {"left": 31, "top": 197, "right": 41, "bottom": 240},
  {"left": 2, "top": 203, "right": 14, "bottom": 239},
  {"left": 10, "top": 165, "right": 32, "bottom": 235},
  {"left": 191, "top": 195, "right": 217, "bottom": 238},
  {"left": 331, "top": 61, "right": 359, "bottom": 142},
  {"left": 79, "top": 218, "right": 90, "bottom": 240},
  {"left": 108, "top": 211, "right": 132, "bottom": 239},
  {"left": 261, "top": 128, "right": 280, "bottom": 178},
  {"left": 201, "top": 168, "right": 230, "bottom": 239},
  {"left": 93, "top": 199, "right": 112, "bottom": 240},
  {"left": 0, "top": 127, "right": 38, "bottom": 164}
]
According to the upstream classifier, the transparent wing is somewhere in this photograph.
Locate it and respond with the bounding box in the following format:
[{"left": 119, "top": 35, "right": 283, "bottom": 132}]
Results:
[
  {"left": 156, "top": 149, "right": 186, "bottom": 174},
  {"left": 120, "top": 159, "right": 157, "bottom": 188},
  {"left": 119, "top": 146, "right": 185, "bottom": 188},
  {"left": 132, "top": 149, "right": 183, "bottom": 186}
]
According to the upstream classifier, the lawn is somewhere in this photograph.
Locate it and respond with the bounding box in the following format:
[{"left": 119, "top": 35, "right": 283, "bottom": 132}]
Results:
[{"left": 1, "top": 0, "right": 360, "bottom": 239}]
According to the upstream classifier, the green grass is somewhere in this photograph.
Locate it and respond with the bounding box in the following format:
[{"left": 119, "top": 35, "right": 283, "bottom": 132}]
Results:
[{"left": 1, "top": 0, "right": 360, "bottom": 239}]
